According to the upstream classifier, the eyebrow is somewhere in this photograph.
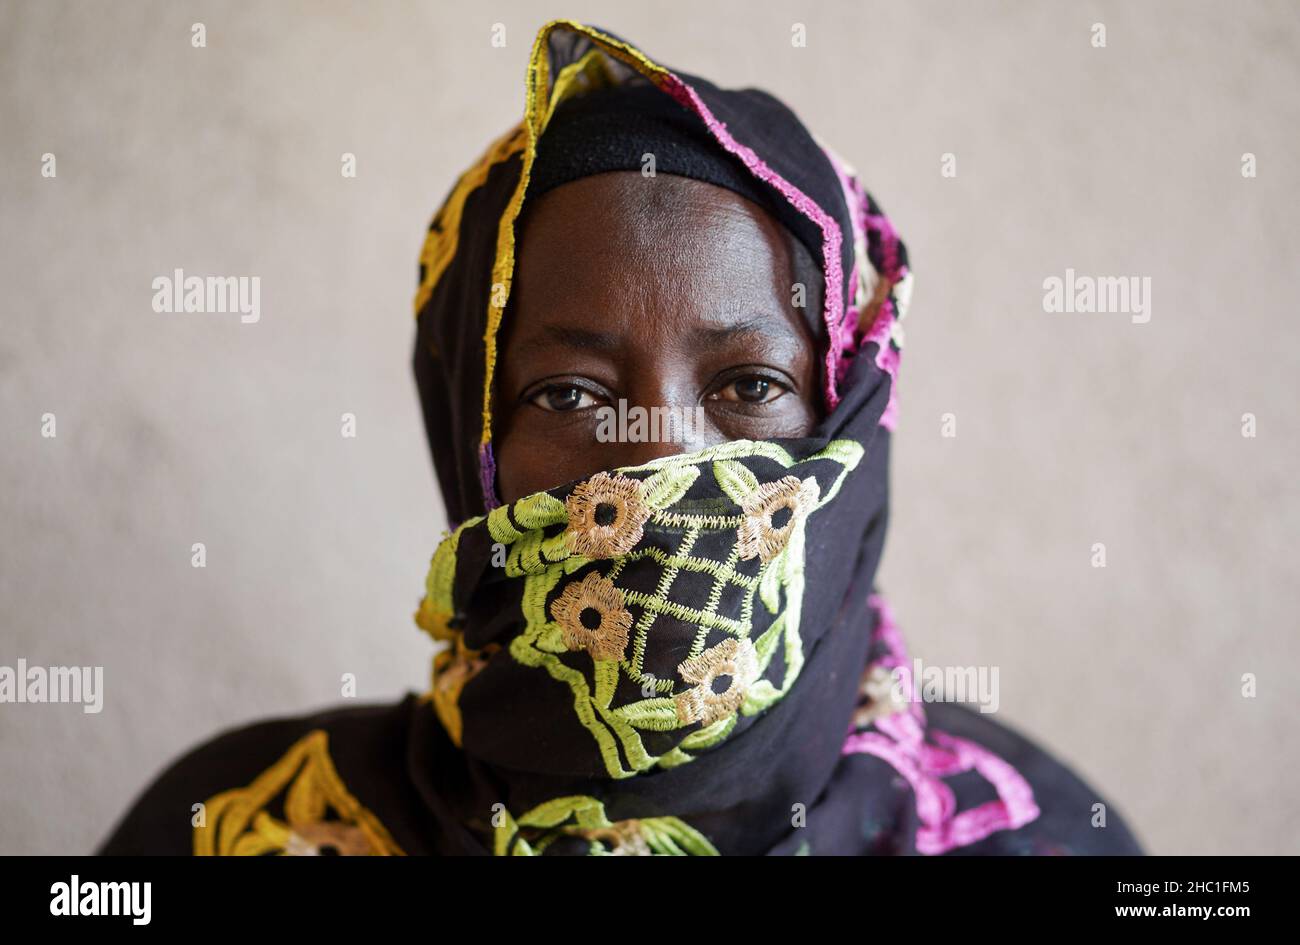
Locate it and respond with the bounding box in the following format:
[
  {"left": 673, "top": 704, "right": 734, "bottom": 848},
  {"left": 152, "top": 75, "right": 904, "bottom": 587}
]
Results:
[
  {"left": 516, "top": 324, "right": 622, "bottom": 356},
  {"left": 690, "top": 314, "right": 800, "bottom": 346},
  {"left": 513, "top": 314, "right": 802, "bottom": 358}
]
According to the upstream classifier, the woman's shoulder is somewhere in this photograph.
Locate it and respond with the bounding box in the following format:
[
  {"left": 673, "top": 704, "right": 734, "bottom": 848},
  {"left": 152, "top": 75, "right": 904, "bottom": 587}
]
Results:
[
  {"left": 96, "top": 694, "right": 430, "bottom": 856},
  {"left": 923, "top": 701, "right": 1146, "bottom": 855}
]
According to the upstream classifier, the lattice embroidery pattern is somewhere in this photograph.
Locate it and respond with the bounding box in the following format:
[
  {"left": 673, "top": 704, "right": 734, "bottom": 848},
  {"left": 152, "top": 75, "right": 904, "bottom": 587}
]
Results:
[
  {"left": 494, "top": 794, "right": 719, "bottom": 856},
  {"left": 417, "top": 439, "right": 864, "bottom": 780},
  {"left": 193, "top": 730, "right": 404, "bottom": 856}
]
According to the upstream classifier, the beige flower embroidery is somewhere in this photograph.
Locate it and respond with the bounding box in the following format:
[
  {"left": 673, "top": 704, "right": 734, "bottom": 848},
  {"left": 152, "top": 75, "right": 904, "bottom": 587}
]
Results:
[
  {"left": 433, "top": 640, "right": 493, "bottom": 699},
  {"left": 851, "top": 663, "right": 909, "bottom": 729},
  {"left": 578, "top": 821, "right": 652, "bottom": 856},
  {"left": 565, "top": 472, "right": 651, "bottom": 558},
  {"left": 430, "top": 638, "right": 499, "bottom": 748},
  {"left": 284, "top": 821, "right": 373, "bottom": 856},
  {"left": 675, "top": 637, "right": 760, "bottom": 727},
  {"left": 550, "top": 572, "right": 633, "bottom": 662},
  {"left": 736, "top": 475, "right": 820, "bottom": 563}
]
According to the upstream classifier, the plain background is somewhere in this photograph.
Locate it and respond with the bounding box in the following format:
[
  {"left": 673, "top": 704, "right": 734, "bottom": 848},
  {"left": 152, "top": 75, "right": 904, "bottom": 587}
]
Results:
[{"left": 2, "top": 0, "right": 1296, "bottom": 856}]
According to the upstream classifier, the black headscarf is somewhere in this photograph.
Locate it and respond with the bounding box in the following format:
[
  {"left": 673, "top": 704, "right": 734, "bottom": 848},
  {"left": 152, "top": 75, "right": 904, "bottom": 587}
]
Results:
[{"left": 407, "top": 20, "right": 1134, "bottom": 856}]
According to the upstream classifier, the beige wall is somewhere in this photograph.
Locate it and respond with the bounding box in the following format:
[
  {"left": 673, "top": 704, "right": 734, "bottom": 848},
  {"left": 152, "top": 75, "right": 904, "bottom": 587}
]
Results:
[{"left": 1, "top": 0, "right": 1296, "bottom": 855}]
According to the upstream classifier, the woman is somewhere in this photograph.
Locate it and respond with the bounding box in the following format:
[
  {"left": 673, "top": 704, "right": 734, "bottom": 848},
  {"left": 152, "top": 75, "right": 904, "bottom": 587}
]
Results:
[{"left": 98, "top": 20, "right": 1143, "bottom": 856}]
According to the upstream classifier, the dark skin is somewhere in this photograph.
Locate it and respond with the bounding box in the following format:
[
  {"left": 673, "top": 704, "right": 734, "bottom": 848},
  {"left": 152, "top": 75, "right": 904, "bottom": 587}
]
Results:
[{"left": 494, "top": 171, "right": 824, "bottom": 502}]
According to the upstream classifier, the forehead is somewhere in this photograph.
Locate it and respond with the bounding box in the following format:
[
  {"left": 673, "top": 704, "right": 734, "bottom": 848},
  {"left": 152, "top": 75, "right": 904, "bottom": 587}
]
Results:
[{"left": 512, "top": 172, "right": 804, "bottom": 324}]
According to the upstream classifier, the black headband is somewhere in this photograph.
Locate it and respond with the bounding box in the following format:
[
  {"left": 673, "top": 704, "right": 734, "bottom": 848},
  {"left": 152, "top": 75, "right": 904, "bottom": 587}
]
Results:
[{"left": 524, "top": 81, "right": 824, "bottom": 266}]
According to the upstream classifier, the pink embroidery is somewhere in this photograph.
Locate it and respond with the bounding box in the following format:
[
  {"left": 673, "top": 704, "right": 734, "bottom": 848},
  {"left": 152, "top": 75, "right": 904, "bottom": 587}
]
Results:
[
  {"left": 822, "top": 145, "right": 911, "bottom": 431},
  {"left": 842, "top": 595, "right": 1041, "bottom": 854},
  {"left": 866, "top": 312, "right": 902, "bottom": 431},
  {"left": 655, "top": 74, "right": 848, "bottom": 414},
  {"left": 821, "top": 145, "right": 868, "bottom": 388}
]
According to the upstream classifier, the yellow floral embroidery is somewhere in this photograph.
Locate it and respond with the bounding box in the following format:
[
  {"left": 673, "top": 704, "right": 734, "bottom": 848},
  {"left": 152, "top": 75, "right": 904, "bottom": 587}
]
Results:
[
  {"left": 736, "top": 475, "right": 820, "bottom": 563},
  {"left": 565, "top": 471, "right": 651, "bottom": 558},
  {"left": 413, "top": 123, "right": 526, "bottom": 319},
  {"left": 675, "top": 637, "right": 760, "bottom": 726},
  {"left": 193, "top": 730, "right": 404, "bottom": 856},
  {"left": 550, "top": 572, "right": 633, "bottom": 662}
]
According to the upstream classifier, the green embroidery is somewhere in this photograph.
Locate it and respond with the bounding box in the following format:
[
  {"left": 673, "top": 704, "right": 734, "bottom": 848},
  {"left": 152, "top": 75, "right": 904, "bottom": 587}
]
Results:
[
  {"left": 713, "top": 458, "right": 761, "bottom": 504},
  {"left": 639, "top": 463, "right": 700, "bottom": 510},
  {"left": 494, "top": 794, "right": 719, "bottom": 856},
  {"left": 419, "top": 439, "right": 865, "bottom": 779},
  {"left": 416, "top": 517, "right": 480, "bottom": 638}
]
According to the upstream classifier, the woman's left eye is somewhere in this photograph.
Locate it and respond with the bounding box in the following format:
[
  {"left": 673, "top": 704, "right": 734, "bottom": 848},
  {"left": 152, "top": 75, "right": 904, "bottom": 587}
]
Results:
[
  {"left": 530, "top": 385, "right": 598, "bottom": 412},
  {"left": 712, "top": 376, "right": 788, "bottom": 404}
]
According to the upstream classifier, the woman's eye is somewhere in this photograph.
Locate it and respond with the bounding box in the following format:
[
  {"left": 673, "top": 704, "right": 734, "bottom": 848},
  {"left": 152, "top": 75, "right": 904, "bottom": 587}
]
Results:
[
  {"left": 530, "top": 385, "right": 597, "bottom": 412},
  {"left": 714, "top": 376, "right": 787, "bottom": 404}
]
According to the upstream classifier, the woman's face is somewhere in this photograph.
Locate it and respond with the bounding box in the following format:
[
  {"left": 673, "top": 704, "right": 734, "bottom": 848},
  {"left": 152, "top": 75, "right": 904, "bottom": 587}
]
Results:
[{"left": 494, "top": 170, "right": 822, "bottom": 503}]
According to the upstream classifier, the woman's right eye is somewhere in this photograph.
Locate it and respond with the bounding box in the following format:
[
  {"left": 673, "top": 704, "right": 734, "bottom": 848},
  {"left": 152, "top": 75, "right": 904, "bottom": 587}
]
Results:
[{"left": 529, "top": 385, "right": 598, "bottom": 412}]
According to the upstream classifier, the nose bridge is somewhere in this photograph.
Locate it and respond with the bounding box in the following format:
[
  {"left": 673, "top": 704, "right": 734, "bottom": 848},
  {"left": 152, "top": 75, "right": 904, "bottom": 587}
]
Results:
[
  {"left": 597, "top": 384, "right": 713, "bottom": 470},
  {"left": 616, "top": 434, "right": 688, "bottom": 469}
]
